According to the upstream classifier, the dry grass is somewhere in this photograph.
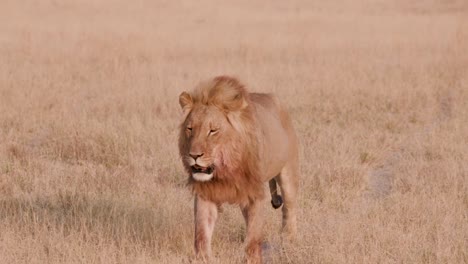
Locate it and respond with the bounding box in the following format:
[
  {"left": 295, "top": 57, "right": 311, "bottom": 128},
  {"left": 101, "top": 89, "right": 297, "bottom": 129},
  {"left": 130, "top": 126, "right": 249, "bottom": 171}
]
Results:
[{"left": 1, "top": 0, "right": 467, "bottom": 263}]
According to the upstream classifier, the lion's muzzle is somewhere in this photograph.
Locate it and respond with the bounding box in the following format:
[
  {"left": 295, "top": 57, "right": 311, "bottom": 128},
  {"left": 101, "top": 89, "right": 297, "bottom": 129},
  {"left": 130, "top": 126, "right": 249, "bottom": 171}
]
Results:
[{"left": 191, "top": 165, "right": 215, "bottom": 182}]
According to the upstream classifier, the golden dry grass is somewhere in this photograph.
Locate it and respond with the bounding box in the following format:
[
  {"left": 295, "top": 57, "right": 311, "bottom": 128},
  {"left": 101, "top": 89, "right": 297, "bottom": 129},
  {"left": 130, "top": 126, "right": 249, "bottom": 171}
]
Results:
[{"left": 1, "top": 0, "right": 467, "bottom": 263}]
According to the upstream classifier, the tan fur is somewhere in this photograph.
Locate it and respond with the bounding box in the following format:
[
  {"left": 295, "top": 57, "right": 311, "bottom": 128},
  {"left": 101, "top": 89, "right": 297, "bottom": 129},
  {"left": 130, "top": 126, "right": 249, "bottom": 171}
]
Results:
[{"left": 179, "top": 76, "right": 299, "bottom": 263}]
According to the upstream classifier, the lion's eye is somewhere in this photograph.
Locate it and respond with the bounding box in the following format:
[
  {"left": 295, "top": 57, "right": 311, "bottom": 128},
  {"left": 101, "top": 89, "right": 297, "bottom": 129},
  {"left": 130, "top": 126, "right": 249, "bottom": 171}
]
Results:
[
  {"left": 209, "top": 129, "right": 219, "bottom": 135},
  {"left": 187, "top": 127, "right": 192, "bottom": 131}
]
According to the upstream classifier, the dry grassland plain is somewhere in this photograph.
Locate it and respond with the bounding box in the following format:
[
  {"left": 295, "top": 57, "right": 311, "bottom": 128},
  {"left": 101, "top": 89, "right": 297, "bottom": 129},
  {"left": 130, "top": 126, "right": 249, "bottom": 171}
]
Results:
[{"left": 0, "top": 0, "right": 467, "bottom": 263}]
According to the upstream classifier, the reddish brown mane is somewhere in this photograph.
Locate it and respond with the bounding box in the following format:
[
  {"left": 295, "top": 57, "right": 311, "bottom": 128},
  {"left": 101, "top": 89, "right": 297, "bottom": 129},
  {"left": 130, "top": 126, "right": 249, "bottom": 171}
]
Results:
[{"left": 179, "top": 76, "right": 264, "bottom": 206}]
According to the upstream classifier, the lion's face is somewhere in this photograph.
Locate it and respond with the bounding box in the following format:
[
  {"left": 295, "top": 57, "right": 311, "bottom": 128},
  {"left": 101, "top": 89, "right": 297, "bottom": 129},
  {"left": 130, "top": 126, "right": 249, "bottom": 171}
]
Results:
[
  {"left": 179, "top": 77, "right": 253, "bottom": 183},
  {"left": 181, "top": 105, "right": 233, "bottom": 182},
  {"left": 178, "top": 76, "right": 270, "bottom": 206}
]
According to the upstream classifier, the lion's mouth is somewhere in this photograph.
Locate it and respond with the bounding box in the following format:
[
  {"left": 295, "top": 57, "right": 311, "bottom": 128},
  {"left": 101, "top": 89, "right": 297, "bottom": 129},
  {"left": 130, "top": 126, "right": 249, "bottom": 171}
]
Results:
[
  {"left": 191, "top": 164, "right": 215, "bottom": 182},
  {"left": 191, "top": 164, "right": 214, "bottom": 175}
]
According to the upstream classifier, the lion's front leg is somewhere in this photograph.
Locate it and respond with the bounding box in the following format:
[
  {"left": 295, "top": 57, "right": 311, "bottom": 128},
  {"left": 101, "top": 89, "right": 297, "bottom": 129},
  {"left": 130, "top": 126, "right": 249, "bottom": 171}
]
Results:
[
  {"left": 194, "top": 195, "right": 218, "bottom": 261},
  {"left": 241, "top": 201, "right": 264, "bottom": 264}
]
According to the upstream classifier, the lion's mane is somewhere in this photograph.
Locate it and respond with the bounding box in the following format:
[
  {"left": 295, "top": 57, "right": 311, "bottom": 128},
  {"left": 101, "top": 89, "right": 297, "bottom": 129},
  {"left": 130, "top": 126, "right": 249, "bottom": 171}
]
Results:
[{"left": 178, "top": 76, "right": 265, "bottom": 206}]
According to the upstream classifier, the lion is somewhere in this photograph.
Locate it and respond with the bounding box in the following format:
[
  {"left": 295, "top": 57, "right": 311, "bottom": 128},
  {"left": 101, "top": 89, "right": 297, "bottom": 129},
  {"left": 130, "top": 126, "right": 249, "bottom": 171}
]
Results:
[{"left": 178, "top": 76, "right": 299, "bottom": 263}]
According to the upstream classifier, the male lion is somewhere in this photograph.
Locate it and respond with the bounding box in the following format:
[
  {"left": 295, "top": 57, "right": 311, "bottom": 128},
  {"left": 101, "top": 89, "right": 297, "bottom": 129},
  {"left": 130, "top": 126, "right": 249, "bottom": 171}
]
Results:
[{"left": 178, "top": 76, "right": 299, "bottom": 263}]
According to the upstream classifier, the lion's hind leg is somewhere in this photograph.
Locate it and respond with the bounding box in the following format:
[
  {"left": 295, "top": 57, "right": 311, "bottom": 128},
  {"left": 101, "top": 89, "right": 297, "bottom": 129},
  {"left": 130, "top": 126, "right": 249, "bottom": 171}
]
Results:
[
  {"left": 269, "top": 178, "right": 283, "bottom": 209},
  {"left": 277, "top": 162, "right": 299, "bottom": 241}
]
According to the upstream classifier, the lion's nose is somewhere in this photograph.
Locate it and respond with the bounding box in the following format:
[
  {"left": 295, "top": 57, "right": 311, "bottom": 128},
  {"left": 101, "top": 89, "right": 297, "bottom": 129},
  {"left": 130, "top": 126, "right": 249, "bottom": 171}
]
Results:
[{"left": 189, "top": 152, "right": 204, "bottom": 160}]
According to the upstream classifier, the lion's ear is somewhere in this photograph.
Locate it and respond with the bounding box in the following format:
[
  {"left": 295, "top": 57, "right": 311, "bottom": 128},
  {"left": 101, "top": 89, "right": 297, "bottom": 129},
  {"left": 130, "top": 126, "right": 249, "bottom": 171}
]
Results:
[{"left": 179, "top": 92, "right": 193, "bottom": 112}]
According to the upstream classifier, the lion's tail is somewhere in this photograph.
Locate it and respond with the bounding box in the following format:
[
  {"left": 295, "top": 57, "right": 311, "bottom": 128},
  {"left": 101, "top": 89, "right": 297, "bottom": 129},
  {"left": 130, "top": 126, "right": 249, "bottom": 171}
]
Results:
[{"left": 269, "top": 179, "right": 283, "bottom": 209}]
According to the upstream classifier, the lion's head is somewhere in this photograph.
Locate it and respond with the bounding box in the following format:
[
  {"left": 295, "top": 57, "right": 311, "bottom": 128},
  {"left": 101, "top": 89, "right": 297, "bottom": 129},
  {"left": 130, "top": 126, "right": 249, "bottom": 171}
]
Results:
[{"left": 178, "top": 76, "right": 263, "bottom": 205}]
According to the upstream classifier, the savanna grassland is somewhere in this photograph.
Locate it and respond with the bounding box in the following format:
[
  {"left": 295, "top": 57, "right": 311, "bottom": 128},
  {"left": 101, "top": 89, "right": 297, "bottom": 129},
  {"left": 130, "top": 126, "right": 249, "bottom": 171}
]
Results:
[{"left": 0, "top": 0, "right": 467, "bottom": 263}]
